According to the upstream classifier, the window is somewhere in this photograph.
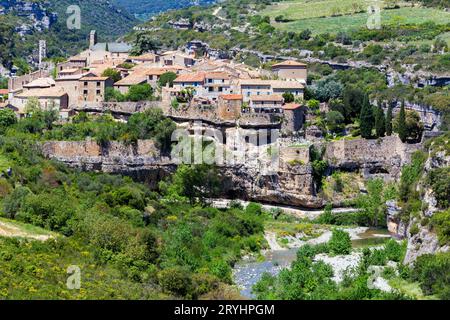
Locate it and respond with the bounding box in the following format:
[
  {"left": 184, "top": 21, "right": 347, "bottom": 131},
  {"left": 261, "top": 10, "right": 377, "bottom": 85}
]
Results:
[
  {"left": 218, "top": 87, "right": 223, "bottom": 92},
  {"left": 84, "top": 82, "right": 88, "bottom": 86},
  {"left": 97, "top": 82, "right": 101, "bottom": 87},
  {"left": 83, "top": 90, "right": 88, "bottom": 95},
  {"left": 96, "top": 90, "right": 101, "bottom": 95}
]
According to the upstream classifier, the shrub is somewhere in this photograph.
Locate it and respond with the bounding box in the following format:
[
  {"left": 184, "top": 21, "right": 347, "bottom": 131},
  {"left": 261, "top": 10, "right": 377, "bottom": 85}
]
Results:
[
  {"left": 245, "top": 202, "right": 262, "bottom": 216},
  {"left": 384, "top": 239, "right": 404, "bottom": 262},
  {"left": 430, "top": 210, "right": 450, "bottom": 246},
  {"left": 412, "top": 252, "right": 450, "bottom": 299},
  {"left": 328, "top": 229, "right": 352, "bottom": 255}
]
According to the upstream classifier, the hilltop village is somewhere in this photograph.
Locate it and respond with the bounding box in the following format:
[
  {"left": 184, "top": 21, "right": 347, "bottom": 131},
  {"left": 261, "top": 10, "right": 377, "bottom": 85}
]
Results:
[{"left": 3, "top": 30, "right": 307, "bottom": 135}]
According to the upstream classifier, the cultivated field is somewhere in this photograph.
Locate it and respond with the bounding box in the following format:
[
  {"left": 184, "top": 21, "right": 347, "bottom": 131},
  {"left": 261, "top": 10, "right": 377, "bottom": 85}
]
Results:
[{"left": 262, "top": 1, "right": 450, "bottom": 34}]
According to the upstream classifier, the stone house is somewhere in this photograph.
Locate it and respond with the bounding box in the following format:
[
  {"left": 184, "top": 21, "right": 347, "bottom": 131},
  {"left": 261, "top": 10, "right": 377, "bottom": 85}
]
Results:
[
  {"left": 239, "top": 79, "right": 304, "bottom": 102},
  {"left": 218, "top": 94, "right": 243, "bottom": 121},
  {"left": 13, "top": 87, "right": 69, "bottom": 116},
  {"left": 249, "top": 95, "right": 284, "bottom": 113},
  {"left": 55, "top": 74, "right": 86, "bottom": 108},
  {"left": 114, "top": 72, "right": 148, "bottom": 94},
  {"left": 272, "top": 60, "right": 308, "bottom": 82},
  {"left": 282, "top": 103, "right": 304, "bottom": 134},
  {"left": 78, "top": 76, "right": 113, "bottom": 104}
]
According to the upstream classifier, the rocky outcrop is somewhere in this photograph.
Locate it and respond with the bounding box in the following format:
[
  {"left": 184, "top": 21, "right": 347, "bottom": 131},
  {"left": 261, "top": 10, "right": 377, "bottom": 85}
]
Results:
[
  {"left": 41, "top": 135, "right": 422, "bottom": 209},
  {"left": 0, "top": 0, "right": 57, "bottom": 35},
  {"left": 403, "top": 147, "right": 450, "bottom": 264},
  {"left": 324, "top": 136, "right": 421, "bottom": 181}
]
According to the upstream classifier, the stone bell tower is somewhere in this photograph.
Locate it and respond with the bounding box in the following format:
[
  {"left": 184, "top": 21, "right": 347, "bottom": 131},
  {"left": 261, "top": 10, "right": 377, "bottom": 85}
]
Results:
[{"left": 89, "top": 30, "right": 97, "bottom": 48}]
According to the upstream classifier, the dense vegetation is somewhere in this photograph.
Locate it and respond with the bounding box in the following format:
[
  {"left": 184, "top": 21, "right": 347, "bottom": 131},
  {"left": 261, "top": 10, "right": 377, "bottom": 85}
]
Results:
[
  {"left": 0, "top": 110, "right": 266, "bottom": 299},
  {"left": 253, "top": 233, "right": 408, "bottom": 300},
  {"left": 0, "top": 0, "right": 137, "bottom": 69}
]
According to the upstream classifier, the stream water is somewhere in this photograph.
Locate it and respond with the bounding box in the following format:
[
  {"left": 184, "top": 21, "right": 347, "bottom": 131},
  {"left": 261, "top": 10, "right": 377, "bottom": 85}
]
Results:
[{"left": 232, "top": 228, "right": 393, "bottom": 299}]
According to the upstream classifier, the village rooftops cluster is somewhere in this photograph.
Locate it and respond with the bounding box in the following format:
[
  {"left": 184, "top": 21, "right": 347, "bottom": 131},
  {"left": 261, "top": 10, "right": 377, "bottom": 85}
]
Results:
[{"left": 2, "top": 31, "right": 308, "bottom": 127}]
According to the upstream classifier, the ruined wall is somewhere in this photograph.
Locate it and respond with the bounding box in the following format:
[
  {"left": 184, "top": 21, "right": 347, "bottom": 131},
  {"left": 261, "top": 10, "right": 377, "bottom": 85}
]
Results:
[
  {"left": 324, "top": 136, "right": 421, "bottom": 180},
  {"left": 279, "top": 145, "right": 310, "bottom": 167}
]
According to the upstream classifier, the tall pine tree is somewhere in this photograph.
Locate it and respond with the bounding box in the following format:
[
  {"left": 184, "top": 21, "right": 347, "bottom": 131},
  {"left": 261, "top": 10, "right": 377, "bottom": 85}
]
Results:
[
  {"left": 375, "top": 104, "right": 386, "bottom": 138},
  {"left": 398, "top": 100, "right": 407, "bottom": 142},
  {"left": 386, "top": 101, "right": 393, "bottom": 136},
  {"left": 360, "top": 93, "right": 374, "bottom": 139}
]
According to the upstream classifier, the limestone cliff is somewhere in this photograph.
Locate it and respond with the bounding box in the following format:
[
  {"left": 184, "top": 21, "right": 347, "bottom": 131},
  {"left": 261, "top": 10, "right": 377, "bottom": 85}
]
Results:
[
  {"left": 403, "top": 146, "right": 450, "bottom": 264},
  {"left": 41, "top": 135, "right": 419, "bottom": 209}
]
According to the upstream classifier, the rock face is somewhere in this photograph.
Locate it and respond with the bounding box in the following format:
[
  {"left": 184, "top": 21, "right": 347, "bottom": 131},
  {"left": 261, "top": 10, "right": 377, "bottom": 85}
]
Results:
[
  {"left": 324, "top": 136, "right": 421, "bottom": 181},
  {"left": 0, "top": 0, "right": 57, "bottom": 35},
  {"left": 403, "top": 148, "right": 450, "bottom": 265},
  {"left": 40, "top": 135, "right": 419, "bottom": 209}
]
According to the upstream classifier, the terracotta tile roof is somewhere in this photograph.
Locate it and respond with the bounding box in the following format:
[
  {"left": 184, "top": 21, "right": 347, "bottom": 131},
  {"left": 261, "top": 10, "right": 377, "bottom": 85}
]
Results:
[
  {"left": 250, "top": 94, "right": 284, "bottom": 102},
  {"left": 114, "top": 73, "right": 147, "bottom": 86},
  {"left": 220, "top": 94, "right": 243, "bottom": 100},
  {"left": 23, "top": 78, "right": 56, "bottom": 88},
  {"left": 174, "top": 72, "right": 205, "bottom": 83},
  {"left": 79, "top": 76, "right": 110, "bottom": 81},
  {"left": 283, "top": 103, "right": 302, "bottom": 110},
  {"left": 59, "top": 68, "right": 80, "bottom": 74},
  {"left": 272, "top": 60, "right": 307, "bottom": 68},
  {"left": 271, "top": 80, "right": 305, "bottom": 89},
  {"left": 130, "top": 53, "right": 158, "bottom": 61},
  {"left": 144, "top": 68, "right": 169, "bottom": 76},
  {"left": 0, "top": 89, "right": 8, "bottom": 95},
  {"left": 205, "top": 72, "right": 231, "bottom": 80},
  {"left": 16, "top": 87, "right": 67, "bottom": 98},
  {"left": 239, "top": 79, "right": 272, "bottom": 86},
  {"left": 69, "top": 56, "right": 87, "bottom": 62}
]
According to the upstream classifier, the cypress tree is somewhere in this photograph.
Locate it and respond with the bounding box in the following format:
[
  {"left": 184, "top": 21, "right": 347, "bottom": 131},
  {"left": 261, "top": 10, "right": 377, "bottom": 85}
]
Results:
[
  {"left": 105, "top": 43, "right": 109, "bottom": 52},
  {"left": 360, "top": 93, "right": 374, "bottom": 139},
  {"left": 398, "top": 100, "right": 407, "bottom": 142},
  {"left": 386, "top": 101, "right": 393, "bottom": 136},
  {"left": 375, "top": 104, "right": 386, "bottom": 138}
]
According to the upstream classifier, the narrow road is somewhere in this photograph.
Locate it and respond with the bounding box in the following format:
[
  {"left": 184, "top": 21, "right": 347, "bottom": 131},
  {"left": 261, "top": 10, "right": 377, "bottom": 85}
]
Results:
[{"left": 209, "top": 198, "right": 359, "bottom": 220}]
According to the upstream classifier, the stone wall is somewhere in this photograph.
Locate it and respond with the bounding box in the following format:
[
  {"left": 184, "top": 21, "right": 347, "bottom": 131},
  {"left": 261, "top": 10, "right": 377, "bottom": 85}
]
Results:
[
  {"left": 324, "top": 136, "right": 422, "bottom": 180},
  {"left": 75, "top": 101, "right": 161, "bottom": 115}
]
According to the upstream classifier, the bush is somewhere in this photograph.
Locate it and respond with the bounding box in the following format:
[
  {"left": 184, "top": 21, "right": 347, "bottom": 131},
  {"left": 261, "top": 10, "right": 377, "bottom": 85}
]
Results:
[
  {"left": 245, "top": 202, "right": 262, "bottom": 216},
  {"left": 328, "top": 229, "right": 352, "bottom": 255},
  {"left": 431, "top": 210, "right": 450, "bottom": 246},
  {"left": 384, "top": 239, "right": 404, "bottom": 262},
  {"left": 412, "top": 252, "right": 450, "bottom": 299}
]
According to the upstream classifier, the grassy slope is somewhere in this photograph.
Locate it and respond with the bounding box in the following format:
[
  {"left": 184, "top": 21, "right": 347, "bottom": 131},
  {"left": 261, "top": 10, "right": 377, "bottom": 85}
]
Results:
[{"left": 262, "top": 1, "right": 450, "bottom": 34}]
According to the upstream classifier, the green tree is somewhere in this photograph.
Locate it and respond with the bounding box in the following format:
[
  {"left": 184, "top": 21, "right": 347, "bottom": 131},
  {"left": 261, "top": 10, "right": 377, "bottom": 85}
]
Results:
[
  {"left": 282, "top": 92, "right": 295, "bottom": 103},
  {"left": 326, "top": 110, "right": 345, "bottom": 134},
  {"left": 102, "top": 68, "right": 122, "bottom": 83},
  {"left": 386, "top": 102, "right": 393, "bottom": 136},
  {"left": 329, "top": 229, "right": 352, "bottom": 255},
  {"left": 374, "top": 105, "right": 386, "bottom": 138},
  {"left": 343, "top": 85, "right": 364, "bottom": 121},
  {"left": 127, "top": 83, "right": 153, "bottom": 102},
  {"left": 356, "top": 179, "right": 387, "bottom": 227},
  {"left": 158, "top": 72, "right": 177, "bottom": 87},
  {"left": 360, "top": 93, "right": 374, "bottom": 139},
  {"left": 0, "top": 108, "right": 17, "bottom": 130},
  {"left": 394, "top": 108, "right": 424, "bottom": 143}
]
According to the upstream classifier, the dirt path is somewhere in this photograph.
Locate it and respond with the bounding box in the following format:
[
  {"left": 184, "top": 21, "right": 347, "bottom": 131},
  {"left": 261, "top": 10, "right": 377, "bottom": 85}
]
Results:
[{"left": 0, "top": 220, "right": 53, "bottom": 241}]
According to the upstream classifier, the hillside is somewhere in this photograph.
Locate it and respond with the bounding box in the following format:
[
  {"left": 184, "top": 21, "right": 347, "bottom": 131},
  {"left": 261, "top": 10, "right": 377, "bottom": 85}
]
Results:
[
  {"left": 113, "top": 0, "right": 217, "bottom": 20},
  {"left": 0, "top": 0, "right": 138, "bottom": 69}
]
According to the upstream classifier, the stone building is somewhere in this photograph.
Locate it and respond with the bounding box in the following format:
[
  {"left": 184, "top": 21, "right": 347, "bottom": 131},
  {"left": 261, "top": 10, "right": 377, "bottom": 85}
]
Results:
[
  {"left": 271, "top": 60, "right": 308, "bottom": 82},
  {"left": 218, "top": 94, "right": 242, "bottom": 121},
  {"left": 13, "top": 87, "right": 69, "bottom": 116},
  {"left": 282, "top": 103, "right": 304, "bottom": 134},
  {"left": 78, "top": 76, "right": 113, "bottom": 104}
]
